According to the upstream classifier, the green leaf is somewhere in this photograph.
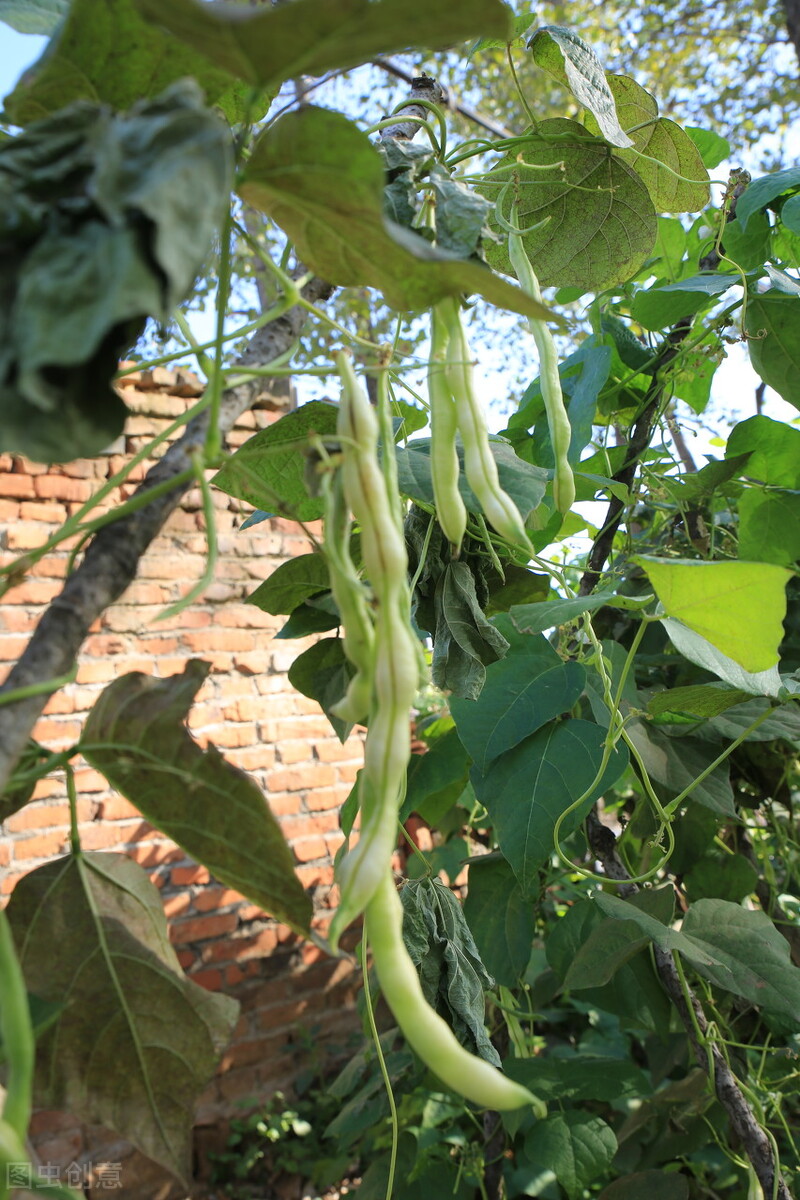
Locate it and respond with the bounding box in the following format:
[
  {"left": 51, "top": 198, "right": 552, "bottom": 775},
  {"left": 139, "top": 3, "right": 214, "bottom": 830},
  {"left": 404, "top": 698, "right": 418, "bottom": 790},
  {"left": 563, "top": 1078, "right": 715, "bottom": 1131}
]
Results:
[
  {"left": 780, "top": 193, "right": 800, "bottom": 233},
  {"left": 685, "top": 127, "right": 731, "bottom": 170},
  {"left": 599, "top": 1171, "right": 690, "bottom": 1200},
  {"left": 507, "top": 1055, "right": 651, "bottom": 1104},
  {"left": 0, "top": 740, "right": 53, "bottom": 823},
  {"left": 240, "top": 107, "right": 553, "bottom": 319},
  {"left": 475, "top": 720, "right": 628, "bottom": 895},
  {"left": 484, "top": 119, "right": 656, "bottom": 290},
  {"left": 726, "top": 415, "right": 800, "bottom": 487},
  {"left": 631, "top": 273, "right": 739, "bottom": 332},
  {"left": 133, "top": 0, "right": 512, "bottom": 95},
  {"left": 563, "top": 918, "right": 651, "bottom": 989},
  {"left": 463, "top": 857, "right": 534, "bottom": 986},
  {"left": 661, "top": 618, "right": 784, "bottom": 698},
  {"left": 274, "top": 599, "right": 340, "bottom": 639},
  {"left": 684, "top": 853, "right": 757, "bottom": 903},
  {"left": 432, "top": 561, "right": 510, "bottom": 700},
  {"left": 3, "top": 0, "right": 252, "bottom": 125},
  {"left": 700, "top": 697, "right": 800, "bottom": 743},
  {"left": 633, "top": 556, "right": 792, "bottom": 673},
  {"left": 626, "top": 721, "right": 732, "bottom": 815},
  {"left": 647, "top": 685, "right": 753, "bottom": 719},
  {"left": 246, "top": 553, "right": 331, "bottom": 616},
  {"left": 287, "top": 638, "right": 355, "bottom": 744},
  {"left": 212, "top": 400, "right": 339, "bottom": 522},
  {"left": 82, "top": 661, "right": 312, "bottom": 935},
  {"left": 0, "top": 84, "right": 232, "bottom": 462},
  {"left": 736, "top": 166, "right": 800, "bottom": 231},
  {"left": 484, "top": 564, "right": 550, "bottom": 616},
  {"left": 521, "top": 1112, "right": 617, "bottom": 1200},
  {"left": 400, "top": 730, "right": 471, "bottom": 825},
  {"left": 470, "top": 11, "right": 535, "bottom": 53},
  {"left": 584, "top": 75, "right": 709, "bottom": 212},
  {"left": 681, "top": 900, "right": 800, "bottom": 1021},
  {"left": 745, "top": 291, "right": 800, "bottom": 409},
  {"left": 738, "top": 488, "right": 800, "bottom": 566},
  {"left": 0, "top": 0, "right": 66, "bottom": 34},
  {"left": 5, "top": 853, "right": 238, "bottom": 1186},
  {"left": 510, "top": 590, "right": 651, "bottom": 634},
  {"left": 451, "top": 637, "right": 585, "bottom": 773},
  {"left": 401, "top": 877, "right": 499, "bottom": 1065},
  {"left": 530, "top": 28, "right": 634, "bottom": 149},
  {"left": 722, "top": 210, "right": 772, "bottom": 272},
  {"left": 394, "top": 437, "right": 548, "bottom": 520}
]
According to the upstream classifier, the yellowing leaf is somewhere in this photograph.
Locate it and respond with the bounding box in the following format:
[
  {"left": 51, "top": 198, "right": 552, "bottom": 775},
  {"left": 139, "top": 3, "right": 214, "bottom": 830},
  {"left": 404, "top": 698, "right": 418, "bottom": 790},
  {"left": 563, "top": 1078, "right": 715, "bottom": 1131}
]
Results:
[{"left": 633, "top": 557, "right": 792, "bottom": 673}]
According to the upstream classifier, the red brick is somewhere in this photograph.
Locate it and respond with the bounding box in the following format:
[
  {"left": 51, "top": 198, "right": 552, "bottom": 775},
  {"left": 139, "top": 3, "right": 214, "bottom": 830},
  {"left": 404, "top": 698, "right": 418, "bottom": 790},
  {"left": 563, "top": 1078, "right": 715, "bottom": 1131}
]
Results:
[
  {"left": 202, "top": 723, "right": 257, "bottom": 749},
  {"left": 30, "top": 718, "right": 81, "bottom": 744},
  {"left": 127, "top": 843, "right": 185, "bottom": 868},
  {"left": 122, "top": 582, "right": 174, "bottom": 605},
  {"left": 276, "top": 740, "right": 314, "bottom": 765},
  {"left": 163, "top": 893, "right": 192, "bottom": 918},
  {"left": 314, "top": 737, "right": 363, "bottom": 762},
  {"left": 0, "top": 609, "right": 39, "bottom": 632},
  {"left": 13, "top": 830, "right": 70, "bottom": 860},
  {"left": 33, "top": 475, "right": 94, "bottom": 502},
  {"left": 202, "top": 926, "right": 279, "bottom": 963},
  {"left": 0, "top": 843, "right": 11, "bottom": 867},
  {"left": 292, "top": 836, "right": 328, "bottom": 863},
  {"left": 0, "top": 498, "right": 20, "bottom": 520},
  {"left": 57, "top": 457, "right": 107, "bottom": 479},
  {"left": 193, "top": 886, "right": 244, "bottom": 912},
  {"left": 71, "top": 767, "right": 110, "bottom": 792},
  {"left": 2, "top": 577, "right": 62, "bottom": 603},
  {"left": 233, "top": 652, "right": 271, "bottom": 675},
  {"left": 182, "top": 630, "right": 255, "bottom": 653},
  {"left": 83, "top": 634, "right": 129, "bottom": 657},
  {"left": 4, "top": 802, "right": 71, "bottom": 832},
  {"left": 176, "top": 949, "right": 196, "bottom": 969},
  {"left": 171, "top": 865, "right": 211, "bottom": 886},
  {"left": 169, "top": 913, "right": 239, "bottom": 944},
  {"left": 305, "top": 786, "right": 346, "bottom": 812},
  {"left": 0, "top": 634, "right": 29, "bottom": 661},
  {"left": 190, "top": 968, "right": 224, "bottom": 992},
  {"left": 79, "top": 822, "right": 137, "bottom": 851},
  {"left": 19, "top": 501, "right": 68, "bottom": 523},
  {"left": 96, "top": 795, "right": 141, "bottom": 821},
  {"left": 296, "top": 864, "right": 335, "bottom": 889},
  {"left": 223, "top": 746, "right": 275, "bottom": 771},
  {"left": 76, "top": 660, "right": 117, "bottom": 684},
  {"left": 267, "top": 765, "right": 335, "bottom": 793},
  {"left": 0, "top": 472, "right": 36, "bottom": 498}
]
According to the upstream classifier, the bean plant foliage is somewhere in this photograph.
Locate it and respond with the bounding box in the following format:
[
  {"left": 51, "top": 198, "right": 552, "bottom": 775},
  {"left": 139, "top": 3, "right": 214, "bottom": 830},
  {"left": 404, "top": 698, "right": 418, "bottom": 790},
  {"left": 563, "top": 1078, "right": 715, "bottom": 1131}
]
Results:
[{"left": 0, "top": 2, "right": 799, "bottom": 1199}]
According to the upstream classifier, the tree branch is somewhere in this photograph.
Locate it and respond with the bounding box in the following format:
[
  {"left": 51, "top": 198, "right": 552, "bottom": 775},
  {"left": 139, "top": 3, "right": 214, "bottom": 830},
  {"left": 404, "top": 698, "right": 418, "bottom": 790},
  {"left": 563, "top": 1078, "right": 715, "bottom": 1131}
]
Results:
[{"left": 0, "top": 276, "right": 333, "bottom": 794}]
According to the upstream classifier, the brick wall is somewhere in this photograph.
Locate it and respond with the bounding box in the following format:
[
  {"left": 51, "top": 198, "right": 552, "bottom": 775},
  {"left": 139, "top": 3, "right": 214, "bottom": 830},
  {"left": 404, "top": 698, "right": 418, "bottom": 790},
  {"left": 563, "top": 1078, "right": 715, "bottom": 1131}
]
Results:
[{"left": 0, "top": 367, "right": 365, "bottom": 1192}]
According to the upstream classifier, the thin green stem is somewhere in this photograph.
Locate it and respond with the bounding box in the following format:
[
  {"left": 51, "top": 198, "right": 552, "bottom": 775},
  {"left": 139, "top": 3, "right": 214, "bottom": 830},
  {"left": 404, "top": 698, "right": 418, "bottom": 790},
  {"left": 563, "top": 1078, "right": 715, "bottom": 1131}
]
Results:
[
  {"left": 66, "top": 763, "right": 81, "bottom": 856},
  {"left": 156, "top": 454, "right": 218, "bottom": 621},
  {"left": 664, "top": 705, "right": 778, "bottom": 815},
  {"left": 0, "top": 909, "right": 33, "bottom": 1141},
  {"left": 360, "top": 913, "right": 399, "bottom": 1200},
  {"left": 0, "top": 669, "right": 77, "bottom": 707},
  {"left": 204, "top": 207, "right": 235, "bottom": 461}
]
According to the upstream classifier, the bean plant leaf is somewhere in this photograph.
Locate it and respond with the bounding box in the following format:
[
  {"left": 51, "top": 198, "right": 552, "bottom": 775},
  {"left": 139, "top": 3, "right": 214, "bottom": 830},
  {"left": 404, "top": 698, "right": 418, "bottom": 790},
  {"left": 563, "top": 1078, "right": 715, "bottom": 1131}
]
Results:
[
  {"left": 401, "top": 877, "right": 500, "bottom": 1065},
  {"left": 633, "top": 556, "right": 792, "bottom": 673},
  {"left": 738, "top": 488, "right": 800, "bottom": 566},
  {"left": 213, "top": 400, "right": 339, "bottom": 522},
  {"left": 240, "top": 107, "right": 553, "bottom": 319},
  {"left": 5, "top": 852, "right": 239, "bottom": 1186},
  {"left": 625, "top": 722, "right": 735, "bottom": 815},
  {"left": 745, "top": 291, "right": 800, "bottom": 409},
  {"left": 0, "top": 740, "right": 53, "bottom": 823},
  {"left": 726, "top": 414, "right": 800, "bottom": 487},
  {"left": 520, "top": 1112, "right": 617, "bottom": 1200},
  {"left": 661, "top": 619, "right": 784, "bottom": 698},
  {"left": 247, "top": 553, "right": 331, "bottom": 616},
  {"left": 683, "top": 853, "right": 758, "bottom": 904},
  {"left": 631, "top": 273, "right": 739, "bottom": 332},
  {"left": 736, "top": 166, "right": 800, "bottom": 231},
  {"left": 133, "top": 0, "right": 512, "bottom": 95},
  {"left": 82, "top": 661, "right": 313, "bottom": 935},
  {"left": 484, "top": 119, "right": 657, "bottom": 289},
  {"left": 648, "top": 685, "right": 752, "bottom": 719},
  {"left": 288, "top": 638, "right": 356, "bottom": 744},
  {"left": 400, "top": 729, "right": 471, "bottom": 825},
  {"left": 563, "top": 919, "right": 651, "bottom": 989},
  {"left": 507, "top": 1055, "right": 651, "bottom": 1104},
  {"left": 529, "top": 28, "right": 634, "bottom": 148},
  {"left": 584, "top": 75, "right": 709, "bottom": 212},
  {"left": 432, "top": 561, "right": 510, "bottom": 700},
  {"left": 475, "top": 719, "right": 628, "bottom": 895},
  {"left": 511, "top": 590, "right": 652, "bottom": 635},
  {"left": 463, "top": 857, "right": 535, "bottom": 986},
  {"left": 451, "top": 636, "right": 586, "bottom": 773},
  {"left": 0, "top": 83, "right": 232, "bottom": 462},
  {"left": 0, "top": 0, "right": 66, "bottom": 33},
  {"left": 394, "top": 437, "right": 548, "bottom": 519},
  {"left": 686, "top": 127, "right": 731, "bottom": 169},
  {"left": 600, "top": 1171, "right": 690, "bottom": 1200},
  {"left": 2, "top": 0, "right": 254, "bottom": 126}
]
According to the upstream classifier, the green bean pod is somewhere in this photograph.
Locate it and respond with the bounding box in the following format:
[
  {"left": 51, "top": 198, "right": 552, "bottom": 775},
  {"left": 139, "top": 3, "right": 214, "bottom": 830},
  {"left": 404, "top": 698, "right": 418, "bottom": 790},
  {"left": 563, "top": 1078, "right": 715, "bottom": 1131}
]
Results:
[
  {"left": 367, "top": 870, "right": 545, "bottom": 1113},
  {"left": 328, "top": 352, "right": 420, "bottom": 951},
  {"left": 507, "top": 207, "right": 575, "bottom": 515},
  {"left": 439, "top": 298, "right": 532, "bottom": 551},
  {"left": 429, "top": 306, "right": 467, "bottom": 552}
]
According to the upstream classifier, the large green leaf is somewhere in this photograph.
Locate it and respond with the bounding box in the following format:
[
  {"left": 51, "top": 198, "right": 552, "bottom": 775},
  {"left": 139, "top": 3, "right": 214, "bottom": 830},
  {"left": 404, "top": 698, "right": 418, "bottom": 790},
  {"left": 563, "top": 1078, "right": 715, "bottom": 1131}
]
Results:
[
  {"left": 475, "top": 720, "right": 628, "bottom": 895},
  {"left": 736, "top": 166, "right": 800, "bottom": 231},
  {"left": 0, "top": 83, "right": 231, "bottom": 462},
  {"left": 463, "top": 857, "right": 534, "bottom": 986},
  {"left": 738, "top": 488, "right": 800, "bottom": 566},
  {"left": 726, "top": 415, "right": 800, "bottom": 487},
  {"left": 661, "top": 619, "right": 783, "bottom": 699},
  {"left": 507, "top": 1055, "right": 651, "bottom": 1104},
  {"left": 240, "top": 107, "right": 553, "bottom": 318},
  {"left": 287, "top": 638, "right": 355, "bottom": 744},
  {"left": 483, "top": 118, "right": 657, "bottom": 290},
  {"left": 0, "top": 0, "right": 66, "bottom": 33},
  {"left": 631, "top": 273, "right": 739, "bottom": 332},
  {"left": 2, "top": 0, "right": 251, "bottom": 125},
  {"left": 584, "top": 74, "right": 709, "bottom": 212},
  {"left": 520, "top": 1112, "right": 617, "bottom": 1200},
  {"left": 213, "top": 400, "right": 339, "bottom": 522},
  {"left": 451, "top": 636, "right": 585, "bottom": 773},
  {"left": 625, "top": 721, "right": 735, "bottom": 815},
  {"left": 634, "top": 556, "right": 792, "bottom": 673},
  {"left": 400, "top": 729, "right": 471, "bottom": 825},
  {"left": 745, "top": 291, "right": 800, "bottom": 409},
  {"left": 134, "top": 0, "right": 511, "bottom": 94},
  {"left": 510, "top": 590, "right": 651, "bottom": 635},
  {"left": 5, "top": 853, "right": 238, "bottom": 1186},
  {"left": 647, "top": 684, "right": 752, "bottom": 720},
  {"left": 82, "top": 661, "right": 312, "bottom": 935},
  {"left": 246, "top": 553, "right": 331, "bottom": 616},
  {"left": 529, "top": 28, "right": 633, "bottom": 148},
  {"left": 394, "top": 438, "right": 548, "bottom": 519}
]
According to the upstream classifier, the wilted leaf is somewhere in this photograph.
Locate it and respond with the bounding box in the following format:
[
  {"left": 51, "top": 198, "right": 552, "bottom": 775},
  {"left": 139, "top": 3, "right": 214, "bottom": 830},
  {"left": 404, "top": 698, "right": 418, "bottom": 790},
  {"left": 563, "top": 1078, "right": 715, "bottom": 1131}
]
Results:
[
  {"left": 240, "top": 107, "right": 554, "bottom": 318},
  {"left": 431, "top": 561, "right": 510, "bottom": 700},
  {"left": 484, "top": 119, "right": 656, "bottom": 289},
  {"left": 634, "top": 555, "right": 791, "bottom": 673},
  {"left": 82, "top": 661, "right": 312, "bottom": 935},
  {"left": 530, "top": 28, "right": 633, "bottom": 148},
  {"left": 5, "top": 853, "right": 238, "bottom": 1185}
]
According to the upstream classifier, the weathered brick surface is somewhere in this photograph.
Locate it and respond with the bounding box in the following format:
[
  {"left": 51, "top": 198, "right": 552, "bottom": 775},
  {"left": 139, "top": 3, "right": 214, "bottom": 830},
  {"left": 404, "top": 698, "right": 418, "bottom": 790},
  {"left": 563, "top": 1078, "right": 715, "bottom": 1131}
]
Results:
[{"left": 0, "top": 367, "right": 365, "bottom": 1188}]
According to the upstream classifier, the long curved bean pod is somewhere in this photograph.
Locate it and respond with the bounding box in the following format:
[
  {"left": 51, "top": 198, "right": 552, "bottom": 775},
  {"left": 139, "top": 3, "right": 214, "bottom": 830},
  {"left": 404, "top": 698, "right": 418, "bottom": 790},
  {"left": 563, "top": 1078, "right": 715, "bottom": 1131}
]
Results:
[
  {"left": 438, "top": 298, "right": 532, "bottom": 551},
  {"left": 367, "top": 870, "right": 544, "bottom": 1113},
  {"left": 428, "top": 305, "right": 467, "bottom": 552},
  {"left": 507, "top": 204, "right": 575, "bottom": 515}
]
